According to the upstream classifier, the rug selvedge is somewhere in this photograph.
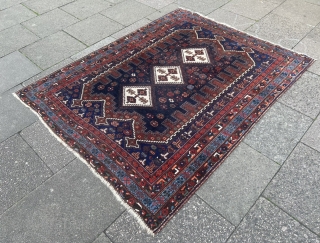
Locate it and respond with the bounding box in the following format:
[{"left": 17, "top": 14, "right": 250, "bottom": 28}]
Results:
[{"left": 16, "top": 9, "right": 314, "bottom": 234}]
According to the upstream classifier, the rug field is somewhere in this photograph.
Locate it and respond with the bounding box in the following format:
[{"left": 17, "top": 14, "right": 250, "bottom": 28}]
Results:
[{"left": 16, "top": 9, "right": 314, "bottom": 234}]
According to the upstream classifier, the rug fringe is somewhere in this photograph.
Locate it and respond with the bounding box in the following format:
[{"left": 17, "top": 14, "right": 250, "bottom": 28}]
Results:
[
  {"left": 177, "top": 7, "right": 317, "bottom": 60},
  {"left": 12, "top": 92, "right": 156, "bottom": 237}
]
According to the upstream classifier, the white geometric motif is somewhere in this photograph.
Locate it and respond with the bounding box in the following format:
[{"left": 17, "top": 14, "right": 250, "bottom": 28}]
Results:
[
  {"left": 123, "top": 86, "right": 152, "bottom": 107},
  {"left": 154, "top": 66, "right": 184, "bottom": 84},
  {"left": 181, "top": 48, "right": 210, "bottom": 63}
]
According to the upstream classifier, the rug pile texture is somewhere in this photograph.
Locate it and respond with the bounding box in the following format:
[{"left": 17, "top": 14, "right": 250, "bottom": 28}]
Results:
[{"left": 16, "top": 9, "right": 314, "bottom": 234}]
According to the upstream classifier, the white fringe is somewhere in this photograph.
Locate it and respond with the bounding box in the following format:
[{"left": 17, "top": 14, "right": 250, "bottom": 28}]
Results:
[
  {"left": 12, "top": 92, "right": 155, "bottom": 236},
  {"left": 11, "top": 8, "right": 315, "bottom": 237}
]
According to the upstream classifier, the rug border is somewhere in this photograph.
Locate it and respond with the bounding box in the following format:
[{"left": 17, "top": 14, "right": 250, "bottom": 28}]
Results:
[
  {"left": 12, "top": 91, "right": 156, "bottom": 236},
  {"left": 13, "top": 7, "right": 316, "bottom": 236},
  {"left": 152, "top": 53, "right": 316, "bottom": 235}
]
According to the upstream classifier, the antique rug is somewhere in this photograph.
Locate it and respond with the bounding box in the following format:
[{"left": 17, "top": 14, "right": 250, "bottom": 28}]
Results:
[{"left": 15, "top": 9, "right": 314, "bottom": 234}]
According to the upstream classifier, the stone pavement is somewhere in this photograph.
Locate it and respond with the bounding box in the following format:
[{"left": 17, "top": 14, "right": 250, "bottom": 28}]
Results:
[{"left": 1, "top": 0, "right": 320, "bottom": 242}]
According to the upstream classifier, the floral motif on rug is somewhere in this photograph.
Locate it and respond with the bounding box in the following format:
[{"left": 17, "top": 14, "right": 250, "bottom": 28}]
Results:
[{"left": 16, "top": 9, "right": 314, "bottom": 234}]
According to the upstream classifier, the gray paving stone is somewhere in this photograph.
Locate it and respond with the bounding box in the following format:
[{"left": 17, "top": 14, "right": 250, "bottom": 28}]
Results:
[
  {"left": 71, "top": 37, "right": 115, "bottom": 61},
  {"left": 0, "top": 134, "right": 52, "bottom": 215},
  {"left": 197, "top": 143, "right": 279, "bottom": 225},
  {"left": 20, "top": 121, "right": 75, "bottom": 173},
  {"left": 208, "top": 0, "right": 235, "bottom": 10},
  {"left": 0, "top": 4, "right": 36, "bottom": 31},
  {"left": 146, "top": 3, "right": 179, "bottom": 21},
  {"left": 22, "top": 0, "right": 74, "bottom": 14},
  {"left": 176, "top": 0, "right": 230, "bottom": 15},
  {"left": 64, "top": 14, "right": 123, "bottom": 46},
  {"left": 108, "top": 0, "right": 125, "bottom": 4},
  {"left": 279, "top": 72, "right": 320, "bottom": 119},
  {"left": 222, "top": 0, "right": 279, "bottom": 20},
  {"left": 61, "top": 0, "right": 113, "bottom": 20},
  {"left": 0, "top": 24, "right": 39, "bottom": 57},
  {"left": 208, "top": 8, "right": 256, "bottom": 31},
  {"left": 105, "top": 0, "right": 125, "bottom": 3},
  {"left": 0, "top": 51, "right": 41, "bottom": 94},
  {"left": 92, "top": 233, "right": 112, "bottom": 243},
  {"left": 0, "top": 86, "right": 37, "bottom": 142},
  {"left": 246, "top": 13, "right": 313, "bottom": 49},
  {"left": 272, "top": 0, "right": 320, "bottom": 26},
  {"left": 111, "top": 18, "right": 150, "bottom": 39},
  {"left": 0, "top": 159, "right": 125, "bottom": 243},
  {"left": 106, "top": 196, "right": 234, "bottom": 243},
  {"left": 135, "top": 0, "right": 175, "bottom": 9},
  {"left": 244, "top": 102, "right": 313, "bottom": 164},
  {"left": 294, "top": 25, "right": 320, "bottom": 76},
  {"left": 264, "top": 0, "right": 286, "bottom": 3},
  {"left": 306, "top": 0, "right": 320, "bottom": 5},
  {"left": 0, "top": 0, "right": 26, "bottom": 10},
  {"left": 20, "top": 31, "right": 85, "bottom": 69},
  {"left": 306, "top": 23, "right": 320, "bottom": 41},
  {"left": 23, "top": 58, "right": 74, "bottom": 86},
  {"left": 228, "top": 197, "right": 320, "bottom": 243},
  {"left": 100, "top": 0, "right": 155, "bottom": 26},
  {"left": 22, "top": 8, "right": 79, "bottom": 38},
  {"left": 264, "top": 143, "right": 320, "bottom": 235},
  {"left": 302, "top": 115, "right": 320, "bottom": 153}
]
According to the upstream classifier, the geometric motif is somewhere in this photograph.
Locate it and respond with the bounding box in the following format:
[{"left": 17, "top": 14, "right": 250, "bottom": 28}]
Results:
[
  {"left": 122, "top": 86, "right": 152, "bottom": 107},
  {"left": 153, "top": 66, "right": 184, "bottom": 84},
  {"left": 181, "top": 48, "right": 210, "bottom": 63},
  {"left": 15, "top": 9, "right": 314, "bottom": 235}
]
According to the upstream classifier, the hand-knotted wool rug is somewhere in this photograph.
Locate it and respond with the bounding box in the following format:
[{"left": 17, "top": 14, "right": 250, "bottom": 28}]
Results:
[{"left": 15, "top": 9, "right": 314, "bottom": 234}]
